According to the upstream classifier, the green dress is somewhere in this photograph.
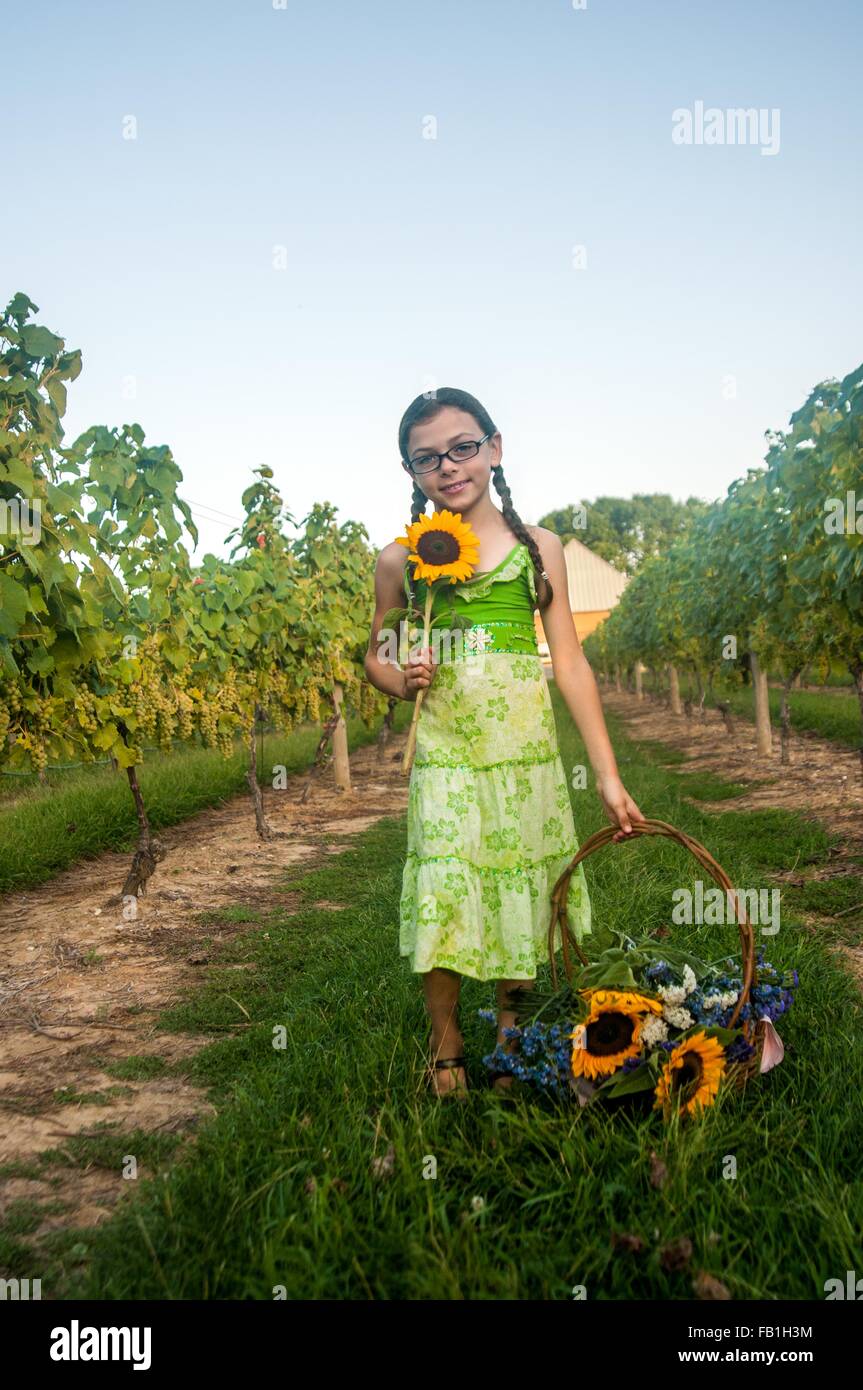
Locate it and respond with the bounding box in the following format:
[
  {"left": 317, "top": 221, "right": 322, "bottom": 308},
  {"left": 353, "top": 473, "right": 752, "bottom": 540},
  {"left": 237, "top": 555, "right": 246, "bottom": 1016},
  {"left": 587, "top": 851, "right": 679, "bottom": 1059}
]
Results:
[{"left": 399, "top": 541, "right": 592, "bottom": 981}]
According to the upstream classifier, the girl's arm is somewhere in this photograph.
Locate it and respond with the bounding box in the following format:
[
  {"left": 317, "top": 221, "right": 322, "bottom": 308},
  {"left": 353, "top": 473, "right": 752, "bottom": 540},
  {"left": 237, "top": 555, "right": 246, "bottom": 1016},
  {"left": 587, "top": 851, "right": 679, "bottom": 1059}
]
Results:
[
  {"left": 532, "top": 528, "right": 645, "bottom": 840},
  {"left": 363, "top": 542, "right": 437, "bottom": 702}
]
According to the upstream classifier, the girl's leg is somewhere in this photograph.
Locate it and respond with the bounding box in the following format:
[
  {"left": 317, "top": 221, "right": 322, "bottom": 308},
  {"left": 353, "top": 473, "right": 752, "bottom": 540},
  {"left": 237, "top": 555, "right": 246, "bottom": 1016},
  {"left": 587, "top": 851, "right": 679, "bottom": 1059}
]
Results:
[
  {"left": 493, "top": 977, "right": 535, "bottom": 1091},
  {"left": 423, "top": 967, "right": 467, "bottom": 1095}
]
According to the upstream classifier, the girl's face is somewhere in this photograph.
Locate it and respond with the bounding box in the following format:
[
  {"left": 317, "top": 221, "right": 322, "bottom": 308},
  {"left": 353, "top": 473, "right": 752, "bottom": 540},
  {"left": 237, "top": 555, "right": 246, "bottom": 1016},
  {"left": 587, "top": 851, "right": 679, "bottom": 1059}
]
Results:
[{"left": 403, "top": 406, "right": 500, "bottom": 512}]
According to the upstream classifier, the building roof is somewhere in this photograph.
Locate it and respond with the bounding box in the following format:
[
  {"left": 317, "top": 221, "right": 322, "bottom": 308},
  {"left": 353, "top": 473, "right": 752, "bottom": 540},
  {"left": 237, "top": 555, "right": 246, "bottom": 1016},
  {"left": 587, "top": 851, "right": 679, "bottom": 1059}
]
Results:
[{"left": 563, "top": 537, "right": 629, "bottom": 612}]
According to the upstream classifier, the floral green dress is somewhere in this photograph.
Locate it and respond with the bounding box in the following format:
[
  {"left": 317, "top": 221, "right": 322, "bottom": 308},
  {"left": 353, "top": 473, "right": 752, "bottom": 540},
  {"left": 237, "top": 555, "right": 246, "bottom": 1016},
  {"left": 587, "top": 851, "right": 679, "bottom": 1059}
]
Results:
[{"left": 399, "top": 541, "right": 592, "bottom": 981}]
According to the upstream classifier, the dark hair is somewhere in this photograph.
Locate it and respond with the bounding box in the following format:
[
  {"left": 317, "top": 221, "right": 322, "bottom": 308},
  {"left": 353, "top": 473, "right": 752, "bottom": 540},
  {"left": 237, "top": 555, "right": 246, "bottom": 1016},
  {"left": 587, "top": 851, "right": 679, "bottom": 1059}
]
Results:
[{"left": 397, "top": 386, "right": 553, "bottom": 612}]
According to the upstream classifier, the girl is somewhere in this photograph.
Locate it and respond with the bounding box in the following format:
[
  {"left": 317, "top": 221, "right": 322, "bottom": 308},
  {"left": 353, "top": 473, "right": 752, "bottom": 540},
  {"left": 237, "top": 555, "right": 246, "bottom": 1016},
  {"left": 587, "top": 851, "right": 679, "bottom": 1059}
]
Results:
[{"left": 364, "top": 388, "right": 645, "bottom": 1097}]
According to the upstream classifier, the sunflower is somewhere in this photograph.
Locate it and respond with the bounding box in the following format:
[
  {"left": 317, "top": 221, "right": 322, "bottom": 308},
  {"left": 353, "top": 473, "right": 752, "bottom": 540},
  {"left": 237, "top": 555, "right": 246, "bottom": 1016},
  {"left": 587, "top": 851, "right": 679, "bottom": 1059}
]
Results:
[
  {"left": 654, "top": 1030, "right": 726, "bottom": 1117},
  {"left": 579, "top": 989, "right": 663, "bottom": 1016},
  {"left": 395, "top": 509, "right": 480, "bottom": 585},
  {"left": 569, "top": 991, "right": 659, "bottom": 1080}
]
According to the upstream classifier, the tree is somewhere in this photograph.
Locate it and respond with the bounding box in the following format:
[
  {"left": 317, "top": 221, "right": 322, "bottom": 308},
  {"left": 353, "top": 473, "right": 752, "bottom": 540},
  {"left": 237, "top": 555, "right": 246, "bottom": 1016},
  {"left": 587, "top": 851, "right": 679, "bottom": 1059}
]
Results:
[{"left": 539, "top": 494, "right": 709, "bottom": 575}]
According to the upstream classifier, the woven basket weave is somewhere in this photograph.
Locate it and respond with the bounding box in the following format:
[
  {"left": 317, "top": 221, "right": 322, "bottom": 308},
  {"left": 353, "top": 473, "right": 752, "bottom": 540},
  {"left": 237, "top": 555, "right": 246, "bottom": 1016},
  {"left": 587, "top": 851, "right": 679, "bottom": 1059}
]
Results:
[{"left": 547, "top": 817, "right": 766, "bottom": 1080}]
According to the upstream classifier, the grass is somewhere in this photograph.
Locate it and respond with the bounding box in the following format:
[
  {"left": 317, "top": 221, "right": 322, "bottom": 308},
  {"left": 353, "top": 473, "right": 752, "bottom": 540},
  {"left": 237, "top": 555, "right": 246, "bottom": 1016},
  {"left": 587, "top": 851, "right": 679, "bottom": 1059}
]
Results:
[
  {"left": 652, "top": 673, "right": 862, "bottom": 753},
  {"left": 0, "top": 704, "right": 413, "bottom": 896},
  {"left": 616, "top": 733, "right": 770, "bottom": 796},
  {"left": 677, "top": 773, "right": 752, "bottom": 800},
  {"left": 7, "top": 691, "right": 860, "bottom": 1300}
]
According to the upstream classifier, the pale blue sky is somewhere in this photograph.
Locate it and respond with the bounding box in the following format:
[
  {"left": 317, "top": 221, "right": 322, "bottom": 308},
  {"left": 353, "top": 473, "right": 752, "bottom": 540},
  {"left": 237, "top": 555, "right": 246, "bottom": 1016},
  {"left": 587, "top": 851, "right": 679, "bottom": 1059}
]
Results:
[{"left": 4, "top": 0, "right": 860, "bottom": 559}]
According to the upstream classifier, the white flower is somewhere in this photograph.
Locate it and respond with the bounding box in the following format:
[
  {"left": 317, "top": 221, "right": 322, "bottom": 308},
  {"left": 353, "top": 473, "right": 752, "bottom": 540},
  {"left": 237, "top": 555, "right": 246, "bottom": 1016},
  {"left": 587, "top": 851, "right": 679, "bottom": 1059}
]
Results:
[
  {"left": 658, "top": 965, "right": 698, "bottom": 1006},
  {"left": 464, "top": 624, "right": 494, "bottom": 654},
  {"left": 640, "top": 1015, "right": 669, "bottom": 1048},
  {"left": 658, "top": 983, "right": 687, "bottom": 1006},
  {"left": 702, "top": 989, "right": 739, "bottom": 1011},
  {"left": 470, "top": 1195, "right": 485, "bottom": 1212},
  {"left": 663, "top": 1004, "right": 694, "bottom": 1030}
]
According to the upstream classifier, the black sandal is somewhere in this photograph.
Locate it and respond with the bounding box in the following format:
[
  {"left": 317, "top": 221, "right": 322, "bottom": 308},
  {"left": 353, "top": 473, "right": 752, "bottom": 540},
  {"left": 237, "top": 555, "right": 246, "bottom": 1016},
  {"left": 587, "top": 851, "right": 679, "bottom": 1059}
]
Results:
[
  {"left": 487, "top": 1067, "right": 514, "bottom": 1091},
  {"left": 429, "top": 1054, "right": 469, "bottom": 1099}
]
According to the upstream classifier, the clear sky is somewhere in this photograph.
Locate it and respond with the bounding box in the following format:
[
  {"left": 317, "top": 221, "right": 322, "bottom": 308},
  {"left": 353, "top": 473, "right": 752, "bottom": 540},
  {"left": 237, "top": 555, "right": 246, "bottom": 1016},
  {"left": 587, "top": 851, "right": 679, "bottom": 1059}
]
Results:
[{"left": 4, "top": 0, "right": 860, "bottom": 560}]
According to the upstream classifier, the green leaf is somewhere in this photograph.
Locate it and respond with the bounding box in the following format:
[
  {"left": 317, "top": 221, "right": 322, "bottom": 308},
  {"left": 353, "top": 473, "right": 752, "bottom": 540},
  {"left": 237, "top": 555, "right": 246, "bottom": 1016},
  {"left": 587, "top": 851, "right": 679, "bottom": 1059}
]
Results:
[
  {"left": 46, "top": 481, "right": 83, "bottom": 515},
  {"left": 46, "top": 376, "right": 67, "bottom": 417},
  {"left": 25, "top": 645, "right": 55, "bottom": 675},
  {"left": 0, "top": 639, "right": 21, "bottom": 678},
  {"left": 577, "top": 957, "right": 639, "bottom": 990},
  {"left": 683, "top": 1024, "right": 740, "bottom": 1046},
  {"left": 380, "top": 606, "right": 408, "bottom": 630},
  {"left": 0, "top": 573, "right": 30, "bottom": 636},
  {"left": 599, "top": 1064, "right": 657, "bottom": 1098},
  {"left": 51, "top": 634, "right": 86, "bottom": 675},
  {"left": 0, "top": 456, "right": 35, "bottom": 491},
  {"left": 21, "top": 324, "right": 64, "bottom": 358}
]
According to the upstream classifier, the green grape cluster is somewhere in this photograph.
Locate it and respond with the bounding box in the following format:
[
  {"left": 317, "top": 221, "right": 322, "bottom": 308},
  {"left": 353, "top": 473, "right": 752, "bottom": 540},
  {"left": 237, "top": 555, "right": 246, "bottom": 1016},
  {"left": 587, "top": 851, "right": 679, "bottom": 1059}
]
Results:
[
  {"left": 33, "top": 692, "right": 58, "bottom": 770},
  {"left": 72, "top": 688, "right": 99, "bottom": 734},
  {"left": 358, "top": 679, "right": 386, "bottom": 727},
  {"left": 305, "top": 684, "right": 322, "bottom": 722},
  {"left": 174, "top": 688, "right": 195, "bottom": 742},
  {"left": 198, "top": 690, "right": 219, "bottom": 748},
  {"left": 130, "top": 677, "right": 161, "bottom": 740},
  {"left": 1, "top": 681, "right": 23, "bottom": 714}
]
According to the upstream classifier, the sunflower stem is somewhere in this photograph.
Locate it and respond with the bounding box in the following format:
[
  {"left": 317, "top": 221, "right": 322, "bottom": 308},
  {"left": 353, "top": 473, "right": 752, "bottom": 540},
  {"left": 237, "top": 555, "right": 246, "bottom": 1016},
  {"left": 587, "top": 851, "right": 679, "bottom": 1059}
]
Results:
[{"left": 401, "top": 585, "right": 434, "bottom": 775}]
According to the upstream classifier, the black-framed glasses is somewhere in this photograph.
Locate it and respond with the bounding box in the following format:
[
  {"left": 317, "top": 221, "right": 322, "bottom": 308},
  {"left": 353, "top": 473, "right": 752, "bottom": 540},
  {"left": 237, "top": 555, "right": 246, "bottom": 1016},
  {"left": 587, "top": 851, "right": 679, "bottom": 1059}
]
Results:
[{"left": 405, "top": 433, "right": 491, "bottom": 475}]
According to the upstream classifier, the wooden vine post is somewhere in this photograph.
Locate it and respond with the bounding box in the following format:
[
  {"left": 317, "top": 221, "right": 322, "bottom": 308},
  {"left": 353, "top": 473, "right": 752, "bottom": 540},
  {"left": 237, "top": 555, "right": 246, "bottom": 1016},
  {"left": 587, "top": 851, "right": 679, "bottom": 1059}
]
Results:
[
  {"left": 749, "top": 650, "right": 773, "bottom": 756},
  {"left": 247, "top": 711, "right": 272, "bottom": 840},
  {"left": 331, "top": 681, "right": 351, "bottom": 792},
  {"left": 667, "top": 663, "right": 682, "bottom": 715}
]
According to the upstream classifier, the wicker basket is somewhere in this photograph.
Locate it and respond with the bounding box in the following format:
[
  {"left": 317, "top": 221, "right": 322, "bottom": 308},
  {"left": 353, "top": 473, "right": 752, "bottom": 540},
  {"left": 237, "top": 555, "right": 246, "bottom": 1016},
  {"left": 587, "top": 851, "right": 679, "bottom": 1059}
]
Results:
[{"left": 547, "top": 817, "right": 767, "bottom": 1084}]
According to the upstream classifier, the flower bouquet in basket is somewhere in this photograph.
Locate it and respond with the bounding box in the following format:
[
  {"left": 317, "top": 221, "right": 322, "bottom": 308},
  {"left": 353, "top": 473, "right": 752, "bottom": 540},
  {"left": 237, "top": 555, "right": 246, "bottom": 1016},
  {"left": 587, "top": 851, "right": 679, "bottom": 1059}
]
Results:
[{"left": 480, "top": 819, "right": 798, "bottom": 1119}]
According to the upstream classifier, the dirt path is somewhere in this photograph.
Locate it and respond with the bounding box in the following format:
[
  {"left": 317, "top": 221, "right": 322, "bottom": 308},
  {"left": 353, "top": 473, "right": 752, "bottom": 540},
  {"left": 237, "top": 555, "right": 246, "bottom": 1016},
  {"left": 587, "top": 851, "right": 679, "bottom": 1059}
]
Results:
[
  {"left": 0, "top": 730, "right": 410, "bottom": 1251},
  {"left": 3, "top": 692, "right": 861, "bottom": 1259},
  {"left": 601, "top": 687, "right": 863, "bottom": 980},
  {"left": 601, "top": 688, "right": 863, "bottom": 845}
]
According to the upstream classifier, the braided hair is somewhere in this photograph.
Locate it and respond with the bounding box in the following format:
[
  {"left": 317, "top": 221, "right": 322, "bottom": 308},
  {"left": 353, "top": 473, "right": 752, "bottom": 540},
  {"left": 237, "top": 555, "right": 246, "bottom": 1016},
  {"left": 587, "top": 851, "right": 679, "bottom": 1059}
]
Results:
[{"left": 398, "top": 387, "right": 554, "bottom": 614}]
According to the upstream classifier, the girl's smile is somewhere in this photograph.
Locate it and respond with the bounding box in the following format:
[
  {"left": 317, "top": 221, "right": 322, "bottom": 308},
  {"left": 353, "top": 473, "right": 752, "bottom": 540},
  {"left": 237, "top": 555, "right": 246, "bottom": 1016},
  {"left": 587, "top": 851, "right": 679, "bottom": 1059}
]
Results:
[{"left": 439, "top": 478, "right": 469, "bottom": 497}]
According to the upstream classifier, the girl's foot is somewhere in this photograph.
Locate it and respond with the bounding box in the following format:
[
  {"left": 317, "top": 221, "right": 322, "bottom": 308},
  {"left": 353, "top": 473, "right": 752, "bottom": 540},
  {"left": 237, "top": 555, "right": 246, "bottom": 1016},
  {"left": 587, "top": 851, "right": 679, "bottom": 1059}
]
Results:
[
  {"left": 428, "top": 1031, "right": 468, "bottom": 1097},
  {"left": 429, "top": 1055, "right": 468, "bottom": 1098},
  {"left": 493, "top": 981, "right": 531, "bottom": 1092}
]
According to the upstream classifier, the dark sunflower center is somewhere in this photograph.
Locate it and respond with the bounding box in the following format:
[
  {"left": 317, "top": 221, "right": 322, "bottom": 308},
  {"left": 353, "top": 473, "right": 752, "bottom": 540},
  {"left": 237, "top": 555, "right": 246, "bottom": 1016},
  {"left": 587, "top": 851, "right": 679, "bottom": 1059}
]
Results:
[
  {"left": 671, "top": 1052, "right": 704, "bottom": 1097},
  {"left": 416, "top": 531, "right": 461, "bottom": 565},
  {"left": 585, "top": 1012, "right": 635, "bottom": 1055}
]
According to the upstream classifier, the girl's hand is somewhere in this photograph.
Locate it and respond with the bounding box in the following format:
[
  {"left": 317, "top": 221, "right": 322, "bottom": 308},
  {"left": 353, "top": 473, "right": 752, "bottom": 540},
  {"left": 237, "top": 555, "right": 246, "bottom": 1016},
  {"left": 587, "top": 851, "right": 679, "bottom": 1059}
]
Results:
[
  {"left": 401, "top": 646, "right": 438, "bottom": 702},
  {"left": 596, "top": 773, "right": 646, "bottom": 842}
]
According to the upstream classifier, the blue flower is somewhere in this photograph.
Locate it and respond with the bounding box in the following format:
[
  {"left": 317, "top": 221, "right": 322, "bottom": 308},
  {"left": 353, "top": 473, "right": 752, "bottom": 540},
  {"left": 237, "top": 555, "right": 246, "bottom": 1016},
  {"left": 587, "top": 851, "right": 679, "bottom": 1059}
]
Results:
[{"left": 726, "top": 1035, "right": 755, "bottom": 1063}]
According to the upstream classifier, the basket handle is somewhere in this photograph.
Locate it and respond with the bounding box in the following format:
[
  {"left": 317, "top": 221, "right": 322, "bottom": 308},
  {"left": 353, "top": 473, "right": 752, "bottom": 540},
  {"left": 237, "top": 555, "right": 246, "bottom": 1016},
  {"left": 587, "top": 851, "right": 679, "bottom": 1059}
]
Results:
[{"left": 547, "top": 817, "right": 757, "bottom": 1031}]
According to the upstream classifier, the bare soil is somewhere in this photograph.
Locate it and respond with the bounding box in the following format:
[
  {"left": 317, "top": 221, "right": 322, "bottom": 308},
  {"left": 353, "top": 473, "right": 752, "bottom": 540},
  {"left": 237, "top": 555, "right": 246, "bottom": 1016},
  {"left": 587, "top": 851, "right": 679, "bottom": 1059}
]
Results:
[
  {"left": 0, "top": 730, "right": 410, "bottom": 1252},
  {"left": 601, "top": 687, "right": 863, "bottom": 983},
  {"left": 3, "top": 691, "right": 861, "bottom": 1257}
]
